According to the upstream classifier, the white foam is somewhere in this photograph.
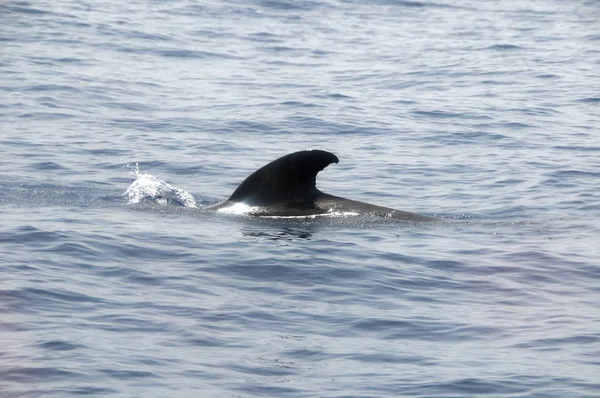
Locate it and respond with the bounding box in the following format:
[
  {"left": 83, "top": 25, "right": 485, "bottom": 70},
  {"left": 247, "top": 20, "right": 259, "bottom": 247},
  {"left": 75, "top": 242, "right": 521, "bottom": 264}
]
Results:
[{"left": 123, "top": 164, "right": 197, "bottom": 208}]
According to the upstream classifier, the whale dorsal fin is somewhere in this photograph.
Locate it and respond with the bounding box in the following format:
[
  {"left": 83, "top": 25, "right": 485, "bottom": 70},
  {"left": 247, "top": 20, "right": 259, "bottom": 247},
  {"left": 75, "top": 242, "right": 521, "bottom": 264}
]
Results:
[{"left": 228, "top": 150, "right": 339, "bottom": 206}]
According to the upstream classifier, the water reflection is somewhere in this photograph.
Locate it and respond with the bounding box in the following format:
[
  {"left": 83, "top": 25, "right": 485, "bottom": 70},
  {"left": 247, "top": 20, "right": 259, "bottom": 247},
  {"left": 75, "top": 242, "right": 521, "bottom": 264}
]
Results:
[{"left": 240, "top": 225, "right": 314, "bottom": 241}]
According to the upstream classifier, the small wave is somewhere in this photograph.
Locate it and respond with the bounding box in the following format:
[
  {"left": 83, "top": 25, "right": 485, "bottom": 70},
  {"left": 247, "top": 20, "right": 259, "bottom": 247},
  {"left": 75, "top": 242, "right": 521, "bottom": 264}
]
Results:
[
  {"left": 485, "top": 44, "right": 523, "bottom": 50},
  {"left": 38, "top": 340, "right": 81, "bottom": 352},
  {"left": 123, "top": 164, "right": 196, "bottom": 208},
  {"left": 0, "top": 367, "right": 79, "bottom": 383},
  {"left": 362, "top": 0, "right": 469, "bottom": 9},
  {"left": 280, "top": 100, "right": 322, "bottom": 108},
  {"left": 23, "top": 84, "right": 82, "bottom": 92},
  {"left": 1, "top": 4, "right": 50, "bottom": 16},
  {"left": 535, "top": 73, "right": 559, "bottom": 79},
  {"left": 259, "top": 0, "right": 323, "bottom": 11},
  {"left": 577, "top": 97, "right": 600, "bottom": 103},
  {"left": 155, "top": 49, "right": 242, "bottom": 59},
  {"left": 28, "top": 161, "right": 67, "bottom": 171}
]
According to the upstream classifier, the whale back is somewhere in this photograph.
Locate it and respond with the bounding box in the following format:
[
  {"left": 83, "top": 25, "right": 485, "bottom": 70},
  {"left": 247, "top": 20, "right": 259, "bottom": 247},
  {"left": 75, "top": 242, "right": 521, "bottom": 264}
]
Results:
[{"left": 228, "top": 150, "right": 339, "bottom": 206}]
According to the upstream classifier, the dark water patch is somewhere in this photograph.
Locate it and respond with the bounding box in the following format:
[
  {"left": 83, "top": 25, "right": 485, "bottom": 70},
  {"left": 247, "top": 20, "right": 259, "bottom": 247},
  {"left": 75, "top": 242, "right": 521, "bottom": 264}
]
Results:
[
  {"left": 102, "top": 240, "right": 195, "bottom": 262},
  {"left": 190, "top": 28, "right": 237, "bottom": 40},
  {"left": 485, "top": 44, "right": 523, "bottom": 50},
  {"left": 125, "top": 30, "right": 173, "bottom": 42},
  {"left": 517, "top": 106, "right": 560, "bottom": 116},
  {"left": 283, "top": 348, "right": 328, "bottom": 361},
  {"left": 103, "top": 101, "right": 152, "bottom": 111},
  {"left": 22, "top": 84, "right": 81, "bottom": 93},
  {"left": 577, "top": 97, "right": 600, "bottom": 103},
  {"left": 99, "top": 368, "right": 159, "bottom": 380},
  {"left": 476, "top": 121, "right": 533, "bottom": 130},
  {"left": 28, "top": 161, "right": 68, "bottom": 171},
  {"left": 121, "top": 270, "right": 167, "bottom": 287},
  {"left": 392, "top": 0, "right": 442, "bottom": 7},
  {"left": 351, "top": 317, "right": 485, "bottom": 341},
  {"left": 1, "top": 3, "right": 49, "bottom": 16},
  {"left": 0, "top": 225, "right": 67, "bottom": 244},
  {"left": 264, "top": 59, "right": 327, "bottom": 67},
  {"left": 420, "top": 377, "right": 527, "bottom": 395},
  {"left": 537, "top": 178, "right": 578, "bottom": 189},
  {"left": 225, "top": 262, "right": 302, "bottom": 281},
  {"left": 161, "top": 3, "right": 207, "bottom": 16},
  {"left": 390, "top": 99, "right": 417, "bottom": 105},
  {"left": 227, "top": 120, "right": 281, "bottom": 134},
  {"left": 87, "top": 315, "right": 170, "bottom": 333},
  {"left": 501, "top": 250, "right": 577, "bottom": 273},
  {"left": 536, "top": 73, "right": 559, "bottom": 79},
  {"left": 0, "top": 183, "right": 123, "bottom": 208},
  {"left": 246, "top": 31, "right": 282, "bottom": 43},
  {"left": 325, "top": 93, "right": 352, "bottom": 99},
  {"left": 387, "top": 79, "right": 427, "bottom": 90},
  {"left": 18, "top": 112, "right": 75, "bottom": 120},
  {"left": 259, "top": 0, "right": 324, "bottom": 11},
  {"left": 0, "top": 367, "right": 80, "bottom": 383},
  {"left": 434, "top": 130, "right": 508, "bottom": 145},
  {"left": 505, "top": 121, "right": 534, "bottom": 129},
  {"left": 514, "top": 334, "right": 600, "bottom": 351},
  {"left": 350, "top": 352, "right": 435, "bottom": 365},
  {"left": 281, "top": 116, "right": 372, "bottom": 134},
  {"left": 0, "top": 320, "right": 31, "bottom": 333},
  {"left": 49, "top": 241, "right": 103, "bottom": 259},
  {"left": 108, "top": 117, "right": 204, "bottom": 132},
  {"left": 233, "top": 384, "right": 306, "bottom": 396},
  {"left": 108, "top": 118, "right": 171, "bottom": 131},
  {"left": 425, "top": 259, "right": 465, "bottom": 272},
  {"left": 412, "top": 110, "right": 478, "bottom": 119},
  {"left": 240, "top": 227, "right": 314, "bottom": 241},
  {"left": 481, "top": 79, "right": 516, "bottom": 85},
  {"left": 264, "top": 45, "right": 298, "bottom": 53},
  {"left": 229, "top": 362, "right": 294, "bottom": 377},
  {"left": 548, "top": 169, "right": 600, "bottom": 179},
  {"left": 54, "top": 57, "right": 87, "bottom": 64},
  {"left": 186, "top": 336, "right": 224, "bottom": 347},
  {"left": 60, "top": 386, "right": 119, "bottom": 395},
  {"left": 111, "top": 45, "right": 244, "bottom": 60},
  {"left": 19, "top": 287, "right": 104, "bottom": 305},
  {"left": 280, "top": 100, "right": 322, "bottom": 108},
  {"left": 490, "top": 177, "right": 526, "bottom": 186},
  {"left": 38, "top": 340, "right": 81, "bottom": 351},
  {"left": 357, "top": 0, "right": 469, "bottom": 9},
  {"left": 311, "top": 49, "right": 331, "bottom": 57},
  {"left": 155, "top": 49, "right": 243, "bottom": 60},
  {"left": 85, "top": 147, "right": 131, "bottom": 156}
]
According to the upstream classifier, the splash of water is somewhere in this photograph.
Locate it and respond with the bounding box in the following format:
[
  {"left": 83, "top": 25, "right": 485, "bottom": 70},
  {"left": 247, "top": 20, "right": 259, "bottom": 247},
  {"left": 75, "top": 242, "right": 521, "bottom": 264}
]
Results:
[{"left": 123, "top": 164, "right": 197, "bottom": 208}]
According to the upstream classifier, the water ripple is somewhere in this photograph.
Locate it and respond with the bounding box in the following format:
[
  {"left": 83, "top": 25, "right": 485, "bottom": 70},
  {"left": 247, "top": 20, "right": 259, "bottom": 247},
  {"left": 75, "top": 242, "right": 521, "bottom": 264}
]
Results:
[{"left": 1, "top": 0, "right": 599, "bottom": 397}]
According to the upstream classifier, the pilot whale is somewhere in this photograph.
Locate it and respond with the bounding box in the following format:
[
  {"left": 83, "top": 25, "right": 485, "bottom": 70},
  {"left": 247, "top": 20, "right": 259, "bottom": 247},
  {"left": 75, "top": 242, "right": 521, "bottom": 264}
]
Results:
[{"left": 206, "top": 150, "right": 434, "bottom": 221}]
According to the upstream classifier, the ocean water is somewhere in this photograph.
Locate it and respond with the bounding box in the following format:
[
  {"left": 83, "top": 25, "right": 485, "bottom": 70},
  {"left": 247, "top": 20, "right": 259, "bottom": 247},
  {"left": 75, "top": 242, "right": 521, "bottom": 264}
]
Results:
[{"left": 1, "top": 0, "right": 600, "bottom": 397}]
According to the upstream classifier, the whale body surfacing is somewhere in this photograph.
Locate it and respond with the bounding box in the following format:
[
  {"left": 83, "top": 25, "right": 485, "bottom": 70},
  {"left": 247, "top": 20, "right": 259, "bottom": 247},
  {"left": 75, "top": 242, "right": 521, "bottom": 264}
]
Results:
[{"left": 206, "top": 150, "right": 434, "bottom": 221}]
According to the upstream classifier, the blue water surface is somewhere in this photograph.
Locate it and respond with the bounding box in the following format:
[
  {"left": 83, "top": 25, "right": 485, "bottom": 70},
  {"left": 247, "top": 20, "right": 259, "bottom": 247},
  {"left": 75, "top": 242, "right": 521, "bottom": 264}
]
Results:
[{"left": 1, "top": 0, "right": 599, "bottom": 397}]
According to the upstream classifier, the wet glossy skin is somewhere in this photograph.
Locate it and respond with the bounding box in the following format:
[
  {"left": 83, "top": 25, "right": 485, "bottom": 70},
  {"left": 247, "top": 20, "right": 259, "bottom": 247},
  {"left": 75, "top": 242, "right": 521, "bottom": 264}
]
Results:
[{"left": 206, "top": 150, "right": 435, "bottom": 222}]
